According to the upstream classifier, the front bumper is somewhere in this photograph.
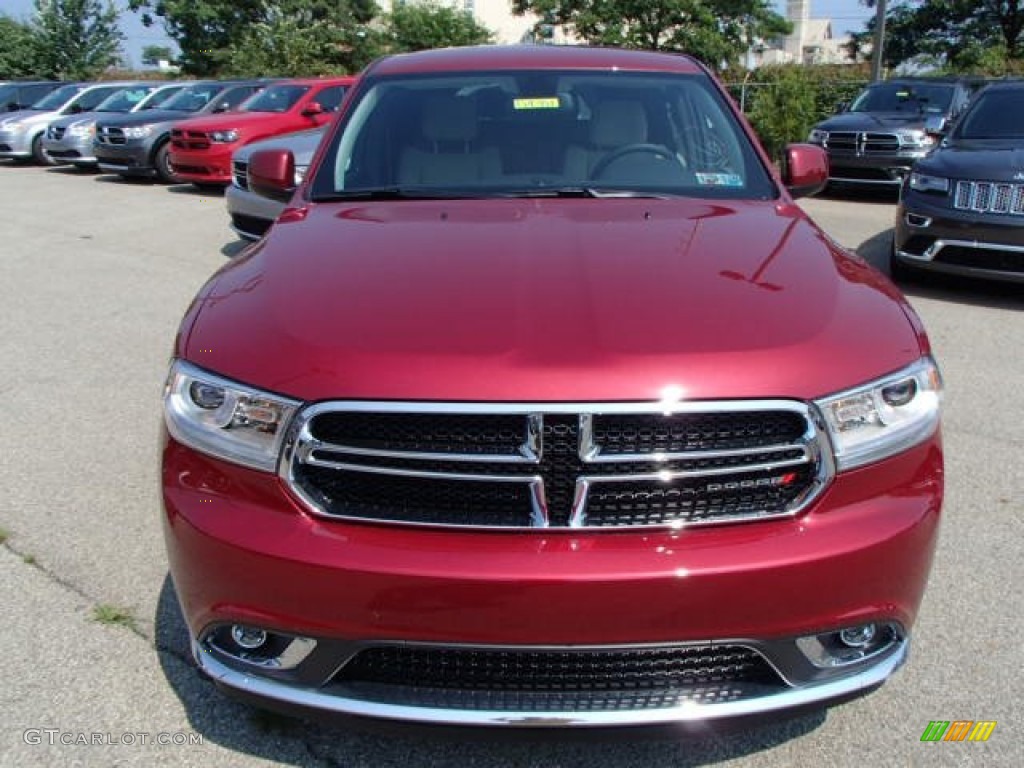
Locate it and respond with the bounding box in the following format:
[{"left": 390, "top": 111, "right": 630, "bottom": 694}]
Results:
[
  {"left": 169, "top": 145, "right": 233, "bottom": 185},
  {"left": 895, "top": 194, "right": 1024, "bottom": 283},
  {"left": 94, "top": 140, "right": 156, "bottom": 176},
  {"left": 225, "top": 183, "right": 284, "bottom": 240},
  {"left": 42, "top": 133, "right": 97, "bottom": 165},
  {"left": 821, "top": 148, "right": 930, "bottom": 187},
  {"left": 163, "top": 430, "right": 942, "bottom": 726},
  {"left": 0, "top": 128, "right": 34, "bottom": 158}
]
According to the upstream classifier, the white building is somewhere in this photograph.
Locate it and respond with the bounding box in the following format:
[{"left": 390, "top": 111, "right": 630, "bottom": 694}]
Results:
[{"left": 751, "top": 0, "right": 853, "bottom": 67}]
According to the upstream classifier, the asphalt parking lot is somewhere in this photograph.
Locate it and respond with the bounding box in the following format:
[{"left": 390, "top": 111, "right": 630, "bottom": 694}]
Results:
[{"left": 0, "top": 164, "right": 1021, "bottom": 767}]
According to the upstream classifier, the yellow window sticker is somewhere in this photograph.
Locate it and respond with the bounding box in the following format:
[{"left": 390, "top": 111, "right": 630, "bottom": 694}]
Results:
[{"left": 513, "top": 97, "right": 561, "bottom": 110}]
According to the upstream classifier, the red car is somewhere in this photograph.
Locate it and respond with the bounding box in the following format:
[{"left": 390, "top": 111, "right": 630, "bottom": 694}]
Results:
[
  {"left": 162, "top": 46, "right": 943, "bottom": 728},
  {"left": 167, "top": 76, "right": 353, "bottom": 187}
]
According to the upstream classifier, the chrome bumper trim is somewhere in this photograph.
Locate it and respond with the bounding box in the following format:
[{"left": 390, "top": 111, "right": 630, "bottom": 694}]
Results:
[{"left": 194, "top": 639, "right": 907, "bottom": 727}]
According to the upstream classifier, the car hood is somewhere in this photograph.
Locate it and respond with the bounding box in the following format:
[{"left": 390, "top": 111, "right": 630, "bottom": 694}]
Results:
[
  {"left": 816, "top": 112, "right": 930, "bottom": 132},
  {"left": 94, "top": 109, "right": 191, "bottom": 128},
  {"left": 49, "top": 110, "right": 115, "bottom": 129},
  {"left": 232, "top": 127, "right": 326, "bottom": 164},
  {"left": 172, "top": 111, "right": 294, "bottom": 134},
  {"left": 0, "top": 109, "right": 60, "bottom": 128},
  {"left": 917, "top": 141, "right": 1024, "bottom": 180},
  {"left": 181, "top": 199, "right": 924, "bottom": 403}
]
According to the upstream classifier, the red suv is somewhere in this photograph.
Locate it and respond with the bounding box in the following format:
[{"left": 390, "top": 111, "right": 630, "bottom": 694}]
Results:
[
  {"left": 162, "top": 46, "right": 943, "bottom": 728},
  {"left": 168, "top": 76, "right": 353, "bottom": 187}
]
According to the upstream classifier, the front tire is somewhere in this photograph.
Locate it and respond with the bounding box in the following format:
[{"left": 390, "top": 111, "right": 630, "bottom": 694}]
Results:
[
  {"left": 889, "top": 236, "right": 918, "bottom": 284},
  {"left": 31, "top": 134, "right": 56, "bottom": 166},
  {"left": 154, "top": 142, "right": 179, "bottom": 184}
]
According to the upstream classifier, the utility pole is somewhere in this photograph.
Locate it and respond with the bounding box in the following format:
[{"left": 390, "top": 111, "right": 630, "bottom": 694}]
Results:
[{"left": 871, "top": 0, "right": 888, "bottom": 81}]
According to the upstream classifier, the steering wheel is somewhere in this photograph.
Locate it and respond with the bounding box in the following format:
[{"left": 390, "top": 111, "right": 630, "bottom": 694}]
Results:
[{"left": 590, "top": 143, "right": 682, "bottom": 180}]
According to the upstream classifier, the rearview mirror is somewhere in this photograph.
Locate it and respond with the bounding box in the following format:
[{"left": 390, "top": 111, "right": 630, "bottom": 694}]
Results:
[
  {"left": 782, "top": 144, "right": 828, "bottom": 199},
  {"left": 301, "top": 102, "right": 324, "bottom": 118},
  {"left": 248, "top": 149, "right": 296, "bottom": 202}
]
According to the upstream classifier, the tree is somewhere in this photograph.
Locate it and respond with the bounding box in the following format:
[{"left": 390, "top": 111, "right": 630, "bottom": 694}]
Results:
[
  {"left": 141, "top": 44, "right": 173, "bottom": 66},
  {"left": 130, "top": 0, "right": 380, "bottom": 76},
  {"left": 0, "top": 16, "right": 42, "bottom": 78},
  {"left": 386, "top": 2, "right": 493, "bottom": 52},
  {"left": 129, "top": 0, "right": 267, "bottom": 76},
  {"left": 511, "top": 0, "right": 790, "bottom": 70},
  {"left": 32, "top": 0, "right": 124, "bottom": 79},
  {"left": 853, "top": 0, "right": 1024, "bottom": 70},
  {"left": 225, "top": 0, "right": 382, "bottom": 77}
]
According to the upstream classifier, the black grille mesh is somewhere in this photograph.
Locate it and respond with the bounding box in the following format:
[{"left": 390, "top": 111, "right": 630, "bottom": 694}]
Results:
[
  {"left": 310, "top": 412, "right": 527, "bottom": 456},
  {"left": 335, "top": 645, "right": 779, "bottom": 693},
  {"left": 592, "top": 411, "right": 805, "bottom": 454}
]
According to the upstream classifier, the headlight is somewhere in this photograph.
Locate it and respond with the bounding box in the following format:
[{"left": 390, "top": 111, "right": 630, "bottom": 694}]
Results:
[
  {"left": 68, "top": 123, "right": 94, "bottom": 137},
  {"left": 293, "top": 165, "right": 308, "bottom": 185},
  {"left": 163, "top": 360, "right": 301, "bottom": 472},
  {"left": 123, "top": 125, "right": 153, "bottom": 139},
  {"left": 908, "top": 171, "right": 949, "bottom": 194},
  {"left": 896, "top": 129, "right": 936, "bottom": 149},
  {"left": 807, "top": 128, "right": 828, "bottom": 144},
  {"left": 815, "top": 357, "right": 942, "bottom": 471},
  {"left": 210, "top": 129, "right": 240, "bottom": 143},
  {"left": 5, "top": 122, "right": 27, "bottom": 134}
]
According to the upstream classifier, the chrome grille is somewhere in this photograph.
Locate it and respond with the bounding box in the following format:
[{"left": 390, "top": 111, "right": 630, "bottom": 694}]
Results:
[
  {"left": 232, "top": 160, "right": 249, "bottom": 190},
  {"left": 283, "top": 402, "right": 828, "bottom": 529},
  {"left": 825, "top": 131, "right": 900, "bottom": 152},
  {"left": 95, "top": 126, "right": 125, "bottom": 145},
  {"left": 954, "top": 180, "right": 1024, "bottom": 215}
]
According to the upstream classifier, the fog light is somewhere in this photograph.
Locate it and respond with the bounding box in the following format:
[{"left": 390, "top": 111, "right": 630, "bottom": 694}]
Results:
[
  {"left": 839, "top": 623, "right": 877, "bottom": 648},
  {"left": 231, "top": 624, "right": 267, "bottom": 649},
  {"left": 796, "top": 622, "right": 900, "bottom": 669}
]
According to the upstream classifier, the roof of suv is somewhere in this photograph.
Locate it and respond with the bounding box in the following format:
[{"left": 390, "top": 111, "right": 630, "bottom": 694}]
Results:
[{"left": 367, "top": 45, "right": 705, "bottom": 77}]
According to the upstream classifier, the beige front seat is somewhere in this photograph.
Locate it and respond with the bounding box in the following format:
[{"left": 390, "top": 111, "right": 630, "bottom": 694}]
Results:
[
  {"left": 564, "top": 100, "right": 648, "bottom": 180},
  {"left": 398, "top": 95, "right": 501, "bottom": 186}
]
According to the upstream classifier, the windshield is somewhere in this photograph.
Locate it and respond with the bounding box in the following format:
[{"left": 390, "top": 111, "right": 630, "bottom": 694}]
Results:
[
  {"left": 30, "top": 84, "right": 82, "bottom": 110},
  {"left": 96, "top": 86, "right": 156, "bottom": 112},
  {"left": 312, "top": 70, "right": 774, "bottom": 201},
  {"left": 954, "top": 89, "right": 1024, "bottom": 139},
  {"left": 160, "top": 83, "right": 223, "bottom": 112},
  {"left": 139, "top": 85, "right": 185, "bottom": 110},
  {"left": 850, "top": 82, "right": 954, "bottom": 115},
  {"left": 242, "top": 84, "right": 310, "bottom": 113}
]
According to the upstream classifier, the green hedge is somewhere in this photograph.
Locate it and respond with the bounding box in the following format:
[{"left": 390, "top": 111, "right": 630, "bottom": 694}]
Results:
[{"left": 724, "top": 63, "right": 872, "bottom": 162}]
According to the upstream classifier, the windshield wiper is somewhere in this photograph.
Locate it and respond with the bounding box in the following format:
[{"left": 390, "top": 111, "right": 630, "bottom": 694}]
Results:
[
  {"left": 311, "top": 187, "right": 473, "bottom": 202},
  {"left": 495, "top": 187, "right": 675, "bottom": 199}
]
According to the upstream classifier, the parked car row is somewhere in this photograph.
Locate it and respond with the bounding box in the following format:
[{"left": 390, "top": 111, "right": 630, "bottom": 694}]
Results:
[
  {"left": 1, "top": 75, "right": 352, "bottom": 242},
  {"left": 808, "top": 75, "right": 1024, "bottom": 284}
]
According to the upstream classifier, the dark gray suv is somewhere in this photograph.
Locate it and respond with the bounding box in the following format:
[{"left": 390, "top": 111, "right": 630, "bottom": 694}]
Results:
[
  {"left": 93, "top": 80, "right": 272, "bottom": 182},
  {"left": 808, "top": 77, "right": 980, "bottom": 189}
]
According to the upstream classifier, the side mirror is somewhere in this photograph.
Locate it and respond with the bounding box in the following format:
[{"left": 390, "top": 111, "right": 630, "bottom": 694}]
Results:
[
  {"left": 782, "top": 144, "right": 828, "bottom": 199},
  {"left": 924, "top": 115, "right": 947, "bottom": 135},
  {"left": 212, "top": 103, "right": 230, "bottom": 113},
  {"left": 301, "top": 102, "right": 324, "bottom": 118},
  {"left": 248, "top": 149, "right": 296, "bottom": 202},
  {"left": 69, "top": 104, "right": 83, "bottom": 114},
  {"left": 834, "top": 101, "right": 849, "bottom": 114}
]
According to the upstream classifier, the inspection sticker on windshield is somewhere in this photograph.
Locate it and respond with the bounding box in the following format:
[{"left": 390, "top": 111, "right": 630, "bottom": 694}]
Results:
[
  {"left": 513, "top": 97, "right": 560, "bottom": 110},
  {"left": 695, "top": 172, "right": 743, "bottom": 187}
]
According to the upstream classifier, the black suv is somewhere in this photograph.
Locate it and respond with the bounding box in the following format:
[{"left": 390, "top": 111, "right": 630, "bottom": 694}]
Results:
[
  {"left": 893, "top": 81, "right": 1024, "bottom": 284},
  {"left": 808, "top": 77, "right": 980, "bottom": 189}
]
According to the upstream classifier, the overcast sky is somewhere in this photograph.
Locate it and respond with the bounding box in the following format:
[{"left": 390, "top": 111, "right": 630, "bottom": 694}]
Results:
[{"left": 3, "top": 0, "right": 874, "bottom": 70}]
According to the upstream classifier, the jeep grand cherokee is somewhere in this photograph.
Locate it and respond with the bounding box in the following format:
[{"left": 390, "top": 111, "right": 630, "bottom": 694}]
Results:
[{"left": 162, "top": 45, "right": 944, "bottom": 728}]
